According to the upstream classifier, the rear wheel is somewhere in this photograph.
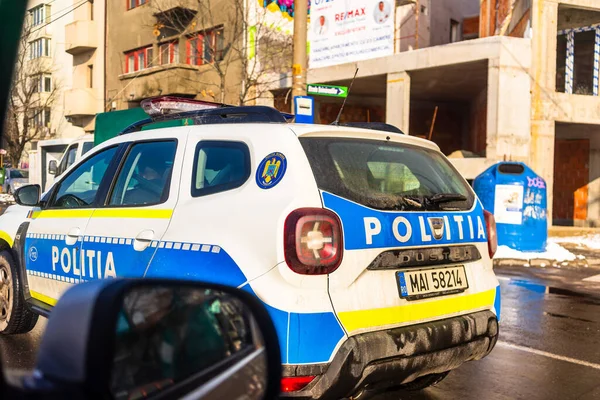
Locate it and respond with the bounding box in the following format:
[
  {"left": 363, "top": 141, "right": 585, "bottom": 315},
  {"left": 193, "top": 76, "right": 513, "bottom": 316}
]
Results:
[{"left": 0, "top": 251, "right": 38, "bottom": 334}]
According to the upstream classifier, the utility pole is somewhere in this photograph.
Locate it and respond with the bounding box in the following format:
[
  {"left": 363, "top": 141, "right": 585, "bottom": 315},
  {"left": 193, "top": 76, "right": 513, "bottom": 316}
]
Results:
[{"left": 291, "top": 0, "right": 308, "bottom": 103}]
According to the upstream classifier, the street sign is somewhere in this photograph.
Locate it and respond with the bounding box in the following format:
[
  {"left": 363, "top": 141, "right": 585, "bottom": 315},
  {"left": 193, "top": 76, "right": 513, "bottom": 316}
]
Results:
[
  {"left": 307, "top": 84, "right": 348, "bottom": 98},
  {"left": 294, "top": 96, "right": 314, "bottom": 124}
]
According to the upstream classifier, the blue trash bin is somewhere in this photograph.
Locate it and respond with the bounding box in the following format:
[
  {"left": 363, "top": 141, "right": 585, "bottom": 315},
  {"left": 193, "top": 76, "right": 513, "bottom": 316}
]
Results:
[{"left": 473, "top": 162, "right": 547, "bottom": 252}]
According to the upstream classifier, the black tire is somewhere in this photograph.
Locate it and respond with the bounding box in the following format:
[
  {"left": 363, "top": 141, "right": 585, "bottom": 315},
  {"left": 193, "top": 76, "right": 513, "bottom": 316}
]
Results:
[
  {"left": 0, "top": 250, "right": 38, "bottom": 334},
  {"left": 400, "top": 371, "right": 450, "bottom": 391}
]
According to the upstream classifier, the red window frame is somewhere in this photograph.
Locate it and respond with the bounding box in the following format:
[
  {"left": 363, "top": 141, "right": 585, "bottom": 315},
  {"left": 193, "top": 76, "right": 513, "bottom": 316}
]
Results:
[
  {"left": 124, "top": 46, "right": 152, "bottom": 73},
  {"left": 186, "top": 34, "right": 204, "bottom": 65},
  {"left": 159, "top": 42, "right": 178, "bottom": 65},
  {"left": 126, "top": 0, "right": 147, "bottom": 11},
  {"left": 186, "top": 28, "right": 224, "bottom": 66}
]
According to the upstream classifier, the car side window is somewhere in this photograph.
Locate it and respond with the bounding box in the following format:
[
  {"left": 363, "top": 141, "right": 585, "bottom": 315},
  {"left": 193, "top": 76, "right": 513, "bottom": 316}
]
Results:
[
  {"left": 82, "top": 141, "right": 94, "bottom": 155},
  {"left": 191, "top": 141, "right": 250, "bottom": 197},
  {"left": 109, "top": 141, "right": 176, "bottom": 206},
  {"left": 50, "top": 147, "right": 117, "bottom": 209},
  {"left": 57, "top": 144, "right": 78, "bottom": 176}
]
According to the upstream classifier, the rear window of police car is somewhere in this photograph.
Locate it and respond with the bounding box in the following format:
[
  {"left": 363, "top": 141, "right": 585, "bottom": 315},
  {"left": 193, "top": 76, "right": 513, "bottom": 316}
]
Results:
[{"left": 300, "top": 138, "right": 474, "bottom": 211}]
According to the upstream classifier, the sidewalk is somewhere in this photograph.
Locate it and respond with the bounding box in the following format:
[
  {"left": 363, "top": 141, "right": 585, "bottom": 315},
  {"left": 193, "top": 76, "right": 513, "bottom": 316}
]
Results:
[
  {"left": 549, "top": 226, "right": 600, "bottom": 237},
  {"left": 494, "top": 228, "right": 600, "bottom": 270}
]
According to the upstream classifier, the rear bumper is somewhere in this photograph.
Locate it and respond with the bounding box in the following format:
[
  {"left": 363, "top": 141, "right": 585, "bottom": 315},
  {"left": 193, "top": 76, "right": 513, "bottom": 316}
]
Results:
[{"left": 283, "top": 310, "right": 498, "bottom": 399}]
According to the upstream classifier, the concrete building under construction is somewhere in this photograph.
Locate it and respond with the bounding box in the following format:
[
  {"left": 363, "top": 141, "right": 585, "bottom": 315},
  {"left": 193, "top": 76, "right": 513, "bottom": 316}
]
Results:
[{"left": 268, "top": 0, "right": 600, "bottom": 227}]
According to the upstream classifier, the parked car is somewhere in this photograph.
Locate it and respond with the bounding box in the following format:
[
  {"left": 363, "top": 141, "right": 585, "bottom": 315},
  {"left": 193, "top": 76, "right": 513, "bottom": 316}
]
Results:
[
  {"left": 0, "top": 97, "right": 500, "bottom": 399},
  {"left": 2, "top": 168, "right": 28, "bottom": 194}
]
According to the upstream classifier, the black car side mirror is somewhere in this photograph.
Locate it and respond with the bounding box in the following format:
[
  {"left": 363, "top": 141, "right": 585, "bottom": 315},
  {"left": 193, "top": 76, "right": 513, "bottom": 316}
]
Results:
[
  {"left": 4, "top": 279, "right": 281, "bottom": 400},
  {"left": 13, "top": 184, "right": 40, "bottom": 206},
  {"left": 48, "top": 160, "right": 57, "bottom": 175}
]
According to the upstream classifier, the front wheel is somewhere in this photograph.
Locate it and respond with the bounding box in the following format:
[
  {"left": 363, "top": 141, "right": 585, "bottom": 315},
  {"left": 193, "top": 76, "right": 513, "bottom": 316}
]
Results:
[{"left": 0, "top": 250, "right": 38, "bottom": 334}]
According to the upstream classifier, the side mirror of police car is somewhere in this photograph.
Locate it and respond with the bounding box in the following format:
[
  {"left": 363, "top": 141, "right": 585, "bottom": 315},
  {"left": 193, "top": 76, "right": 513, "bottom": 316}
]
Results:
[
  {"left": 48, "top": 160, "right": 57, "bottom": 175},
  {"left": 13, "top": 184, "right": 40, "bottom": 207},
  {"left": 11, "top": 279, "right": 281, "bottom": 400}
]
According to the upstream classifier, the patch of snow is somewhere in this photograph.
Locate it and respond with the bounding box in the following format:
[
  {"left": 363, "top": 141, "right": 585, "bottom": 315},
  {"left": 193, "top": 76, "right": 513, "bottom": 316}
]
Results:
[
  {"left": 494, "top": 242, "right": 577, "bottom": 262},
  {"left": 548, "top": 234, "right": 600, "bottom": 250}
]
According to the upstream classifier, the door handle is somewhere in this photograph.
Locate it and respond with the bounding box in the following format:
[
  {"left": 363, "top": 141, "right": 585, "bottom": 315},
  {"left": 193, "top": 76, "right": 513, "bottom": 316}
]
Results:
[
  {"left": 134, "top": 230, "right": 154, "bottom": 252},
  {"left": 66, "top": 228, "right": 80, "bottom": 246}
]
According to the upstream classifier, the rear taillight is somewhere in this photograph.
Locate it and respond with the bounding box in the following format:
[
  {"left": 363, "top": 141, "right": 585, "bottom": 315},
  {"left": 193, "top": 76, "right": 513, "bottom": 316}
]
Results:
[
  {"left": 284, "top": 208, "right": 343, "bottom": 275},
  {"left": 281, "top": 376, "right": 316, "bottom": 392},
  {"left": 484, "top": 210, "right": 497, "bottom": 259}
]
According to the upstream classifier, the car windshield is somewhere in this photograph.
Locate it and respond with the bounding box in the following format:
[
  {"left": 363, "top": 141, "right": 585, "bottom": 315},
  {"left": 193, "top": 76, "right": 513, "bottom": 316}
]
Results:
[
  {"left": 301, "top": 137, "right": 474, "bottom": 211},
  {"left": 11, "top": 169, "right": 28, "bottom": 179}
]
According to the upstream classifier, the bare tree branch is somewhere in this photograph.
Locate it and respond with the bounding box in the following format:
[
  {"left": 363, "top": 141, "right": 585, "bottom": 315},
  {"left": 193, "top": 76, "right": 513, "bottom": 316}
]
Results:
[
  {"left": 3, "top": 24, "right": 61, "bottom": 166},
  {"left": 147, "top": 0, "right": 292, "bottom": 105}
]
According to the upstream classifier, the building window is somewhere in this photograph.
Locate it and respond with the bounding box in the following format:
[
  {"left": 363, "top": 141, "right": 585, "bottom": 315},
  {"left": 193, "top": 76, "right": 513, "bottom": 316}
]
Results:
[
  {"left": 127, "top": 0, "right": 147, "bottom": 10},
  {"left": 30, "top": 4, "right": 50, "bottom": 27},
  {"left": 186, "top": 28, "right": 224, "bottom": 66},
  {"left": 450, "top": 19, "right": 460, "bottom": 43},
  {"left": 159, "top": 42, "right": 179, "bottom": 65},
  {"left": 124, "top": 46, "right": 153, "bottom": 73},
  {"left": 88, "top": 65, "right": 94, "bottom": 88},
  {"left": 147, "top": 47, "right": 154, "bottom": 68},
  {"left": 32, "top": 74, "right": 52, "bottom": 93},
  {"left": 31, "top": 108, "right": 51, "bottom": 128},
  {"left": 30, "top": 38, "right": 51, "bottom": 59}
]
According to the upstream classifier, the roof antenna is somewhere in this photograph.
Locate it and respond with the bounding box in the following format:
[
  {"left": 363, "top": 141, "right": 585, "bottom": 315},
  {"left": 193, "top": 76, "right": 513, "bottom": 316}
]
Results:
[{"left": 332, "top": 68, "right": 358, "bottom": 126}]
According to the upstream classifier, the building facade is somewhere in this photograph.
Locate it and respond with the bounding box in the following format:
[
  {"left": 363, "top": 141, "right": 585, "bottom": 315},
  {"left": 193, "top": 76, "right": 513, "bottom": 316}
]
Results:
[
  {"left": 105, "top": 0, "right": 247, "bottom": 110},
  {"left": 266, "top": 0, "right": 598, "bottom": 227},
  {"left": 63, "top": 0, "right": 106, "bottom": 132},
  {"left": 21, "top": 0, "right": 94, "bottom": 162}
]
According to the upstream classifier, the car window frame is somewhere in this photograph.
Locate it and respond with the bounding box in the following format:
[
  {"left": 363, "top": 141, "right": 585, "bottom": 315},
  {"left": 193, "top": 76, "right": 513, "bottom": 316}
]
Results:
[
  {"left": 191, "top": 140, "right": 251, "bottom": 198},
  {"left": 44, "top": 144, "right": 127, "bottom": 210},
  {"left": 104, "top": 139, "right": 178, "bottom": 209},
  {"left": 57, "top": 144, "right": 78, "bottom": 176}
]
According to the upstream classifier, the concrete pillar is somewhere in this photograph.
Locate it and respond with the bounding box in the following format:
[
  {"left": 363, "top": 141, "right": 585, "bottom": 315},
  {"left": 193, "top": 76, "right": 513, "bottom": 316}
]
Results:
[
  {"left": 589, "top": 137, "right": 600, "bottom": 227},
  {"left": 496, "top": 67, "right": 532, "bottom": 162},
  {"left": 530, "top": 119, "right": 555, "bottom": 225},
  {"left": 531, "top": 0, "right": 559, "bottom": 225},
  {"left": 386, "top": 72, "right": 410, "bottom": 134},
  {"left": 486, "top": 58, "right": 500, "bottom": 160}
]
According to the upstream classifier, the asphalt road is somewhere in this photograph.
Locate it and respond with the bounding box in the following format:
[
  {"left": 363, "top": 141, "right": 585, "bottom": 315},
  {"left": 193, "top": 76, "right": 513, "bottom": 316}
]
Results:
[
  {"left": 1, "top": 259, "right": 599, "bottom": 399},
  {"left": 375, "top": 262, "right": 600, "bottom": 400}
]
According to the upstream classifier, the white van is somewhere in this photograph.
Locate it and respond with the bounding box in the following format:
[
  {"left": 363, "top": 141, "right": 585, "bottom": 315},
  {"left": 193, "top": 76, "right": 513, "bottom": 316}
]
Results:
[{"left": 48, "top": 134, "right": 95, "bottom": 181}]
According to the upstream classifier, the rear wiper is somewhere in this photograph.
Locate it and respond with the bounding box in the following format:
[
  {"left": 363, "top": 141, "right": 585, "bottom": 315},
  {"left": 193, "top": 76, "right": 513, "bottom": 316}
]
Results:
[
  {"left": 403, "top": 197, "right": 423, "bottom": 208},
  {"left": 426, "top": 193, "right": 467, "bottom": 204}
]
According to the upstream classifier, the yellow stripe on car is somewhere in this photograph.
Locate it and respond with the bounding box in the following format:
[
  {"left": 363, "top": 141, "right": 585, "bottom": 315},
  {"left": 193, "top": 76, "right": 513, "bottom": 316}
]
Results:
[
  {"left": 30, "top": 209, "right": 172, "bottom": 219},
  {"left": 0, "top": 230, "right": 14, "bottom": 247},
  {"left": 92, "top": 209, "right": 173, "bottom": 219},
  {"left": 30, "top": 290, "right": 58, "bottom": 306},
  {"left": 31, "top": 209, "right": 94, "bottom": 219},
  {"left": 337, "top": 289, "right": 496, "bottom": 333}
]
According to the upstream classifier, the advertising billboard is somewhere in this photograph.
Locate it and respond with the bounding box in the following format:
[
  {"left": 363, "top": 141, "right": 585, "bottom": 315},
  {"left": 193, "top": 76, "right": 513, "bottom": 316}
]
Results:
[{"left": 309, "top": 0, "right": 395, "bottom": 69}]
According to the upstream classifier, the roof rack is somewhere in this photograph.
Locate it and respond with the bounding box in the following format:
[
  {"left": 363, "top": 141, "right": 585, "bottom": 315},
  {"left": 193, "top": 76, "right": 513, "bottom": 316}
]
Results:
[
  {"left": 119, "top": 106, "right": 288, "bottom": 135},
  {"left": 338, "top": 122, "right": 405, "bottom": 134}
]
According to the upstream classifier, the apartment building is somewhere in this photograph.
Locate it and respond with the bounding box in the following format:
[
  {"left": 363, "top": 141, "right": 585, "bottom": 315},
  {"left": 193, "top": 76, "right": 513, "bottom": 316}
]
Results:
[
  {"left": 63, "top": 0, "right": 106, "bottom": 132},
  {"left": 22, "top": 0, "right": 86, "bottom": 156},
  {"left": 105, "top": 0, "right": 246, "bottom": 110}
]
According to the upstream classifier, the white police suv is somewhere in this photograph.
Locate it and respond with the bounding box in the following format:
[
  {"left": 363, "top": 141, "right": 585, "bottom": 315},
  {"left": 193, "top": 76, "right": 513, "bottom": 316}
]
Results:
[{"left": 0, "top": 98, "right": 500, "bottom": 399}]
